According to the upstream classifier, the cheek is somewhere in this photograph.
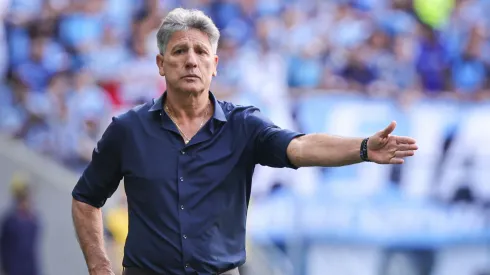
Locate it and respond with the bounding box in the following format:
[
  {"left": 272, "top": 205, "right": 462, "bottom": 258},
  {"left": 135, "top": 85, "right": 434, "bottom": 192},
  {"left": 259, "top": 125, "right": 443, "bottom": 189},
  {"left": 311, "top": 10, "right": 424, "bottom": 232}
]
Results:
[
  {"left": 164, "top": 58, "right": 180, "bottom": 69},
  {"left": 168, "top": 60, "right": 180, "bottom": 69},
  {"left": 200, "top": 58, "right": 214, "bottom": 72},
  {"left": 163, "top": 61, "right": 179, "bottom": 76}
]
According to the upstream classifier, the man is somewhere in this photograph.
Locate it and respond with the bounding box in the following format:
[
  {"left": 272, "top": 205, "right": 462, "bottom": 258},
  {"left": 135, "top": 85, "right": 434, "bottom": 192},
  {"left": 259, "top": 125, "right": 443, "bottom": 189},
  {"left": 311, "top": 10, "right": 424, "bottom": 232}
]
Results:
[
  {"left": 0, "top": 173, "right": 41, "bottom": 275},
  {"left": 71, "top": 8, "right": 418, "bottom": 275}
]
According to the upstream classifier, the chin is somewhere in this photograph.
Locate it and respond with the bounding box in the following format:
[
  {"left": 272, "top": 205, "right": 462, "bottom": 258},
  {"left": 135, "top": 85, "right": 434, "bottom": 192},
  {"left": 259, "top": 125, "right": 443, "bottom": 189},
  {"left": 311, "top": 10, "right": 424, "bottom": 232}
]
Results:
[{"left": 179, "top": 82, "right": 206, "bottom": 94}]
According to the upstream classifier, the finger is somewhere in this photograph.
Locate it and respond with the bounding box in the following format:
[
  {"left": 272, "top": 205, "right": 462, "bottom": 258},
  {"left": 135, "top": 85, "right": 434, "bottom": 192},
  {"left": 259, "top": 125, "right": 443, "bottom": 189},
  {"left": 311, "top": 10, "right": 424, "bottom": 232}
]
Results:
[
  {"left": 395, "top": 150, "right": 415, "bottom": 158},
  {"left": 397, "top": 144, "right": 419, "bottom": 151},
  {"left": 389, "top": 158, "right": 404, "bottom": 164},
  {"left": 396, "top": 136, "right": 417, "bottom": 144},
  {"left": 380, "top": 121, "right": 397, "bottom": 137}
]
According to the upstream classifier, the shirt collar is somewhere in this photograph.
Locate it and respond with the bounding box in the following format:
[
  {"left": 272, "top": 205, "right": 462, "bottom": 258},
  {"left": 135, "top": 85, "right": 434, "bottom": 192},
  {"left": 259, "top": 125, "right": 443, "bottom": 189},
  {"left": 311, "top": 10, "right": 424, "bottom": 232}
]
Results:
[{"left": 148, "top": 91, "right": 227, "bottom": 122}]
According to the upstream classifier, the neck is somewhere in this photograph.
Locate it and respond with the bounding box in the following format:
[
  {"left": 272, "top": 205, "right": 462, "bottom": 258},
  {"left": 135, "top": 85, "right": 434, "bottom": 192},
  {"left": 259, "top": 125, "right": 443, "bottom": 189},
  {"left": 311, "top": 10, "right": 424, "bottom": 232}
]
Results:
[{"left": 165, "top": 89, "right": 210, "bottom": 120}]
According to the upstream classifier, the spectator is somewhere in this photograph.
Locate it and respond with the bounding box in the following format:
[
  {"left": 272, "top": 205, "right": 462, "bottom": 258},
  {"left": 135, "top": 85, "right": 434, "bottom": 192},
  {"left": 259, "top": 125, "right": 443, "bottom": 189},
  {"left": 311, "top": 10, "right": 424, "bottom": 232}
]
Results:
[
  {"left": 340, "top": 46, "right": 377, "bottom": 93},
  {"left": 62, "top": 69, "right": 108, "bottom": 172},
  {"left": 0, "top": 73, "right": 30, "bottom": 135},
  {"left": 0, "top": 0, "right": 9, "bottom": 80},
  {"left": 58, "top": 0, "right": 105, "bottom": 56},
  {"left": 451, "top": 24, "right": 488, "bottom": 99},
  {"left": 211, "top": 34, "right": 240, "bottom": 99},
  {"left": 0, "top": 172, "right": 41, "bottom": 275},
  {"left": 383, "top": 34, "right": 418, "bottom": 92},
  {"left": 86, "top": 24, "right": 130, "bottom": 84},
  {"left": 7, "top": 73, "right": 52, "bottom": 153},
  {"left": 13, "top": 33, "right": 51, "bottom": 92},
  {"left": 117, "top": 33, "right": 162, "bottom": 107},
  {"left": 415, "top": 23, "right": 450, "bottom": 95},
  {"left": 44, "top": 72, "right": 76, "bottom": 164}
]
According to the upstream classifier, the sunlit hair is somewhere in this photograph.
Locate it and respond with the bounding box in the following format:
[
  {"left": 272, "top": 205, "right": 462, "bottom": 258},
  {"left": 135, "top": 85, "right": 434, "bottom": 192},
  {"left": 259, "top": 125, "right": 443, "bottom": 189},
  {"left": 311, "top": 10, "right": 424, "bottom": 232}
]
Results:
[{"left": 156, "top": 8, "right": 220, "bottom": 55}]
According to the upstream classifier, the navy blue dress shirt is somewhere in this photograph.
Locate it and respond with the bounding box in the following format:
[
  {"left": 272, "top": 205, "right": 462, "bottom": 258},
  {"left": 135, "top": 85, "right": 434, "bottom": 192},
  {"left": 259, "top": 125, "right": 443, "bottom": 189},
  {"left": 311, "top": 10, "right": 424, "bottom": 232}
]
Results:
[{"left": 72, "top": 92, "right": 303, "bottom": 275}]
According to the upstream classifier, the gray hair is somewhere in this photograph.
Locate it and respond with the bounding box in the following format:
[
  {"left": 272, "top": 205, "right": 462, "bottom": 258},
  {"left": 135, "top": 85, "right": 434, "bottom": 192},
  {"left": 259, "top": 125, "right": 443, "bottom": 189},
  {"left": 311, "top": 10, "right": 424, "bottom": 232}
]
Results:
[{"left": 156, "top": 8, "right": 220, "bottom": 55}]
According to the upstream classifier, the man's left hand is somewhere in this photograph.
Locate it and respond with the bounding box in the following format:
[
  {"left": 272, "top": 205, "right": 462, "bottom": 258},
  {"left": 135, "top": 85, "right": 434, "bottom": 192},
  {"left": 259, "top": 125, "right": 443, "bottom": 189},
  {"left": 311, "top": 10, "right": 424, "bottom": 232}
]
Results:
[{"left": 367, "top": 121, "right": 418, "bottom": 164}]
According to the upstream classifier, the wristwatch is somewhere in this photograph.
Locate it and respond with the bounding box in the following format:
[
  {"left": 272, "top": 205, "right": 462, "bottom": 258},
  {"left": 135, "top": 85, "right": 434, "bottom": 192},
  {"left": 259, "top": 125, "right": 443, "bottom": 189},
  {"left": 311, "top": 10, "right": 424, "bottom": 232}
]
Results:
[{"left": 360, "top": 138, "right": 371, "bottom": 162}]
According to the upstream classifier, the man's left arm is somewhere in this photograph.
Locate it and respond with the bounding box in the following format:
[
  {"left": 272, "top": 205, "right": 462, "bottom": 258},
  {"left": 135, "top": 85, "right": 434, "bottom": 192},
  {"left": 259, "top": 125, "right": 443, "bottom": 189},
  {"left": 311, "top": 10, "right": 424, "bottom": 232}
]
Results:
[
  {"left": 287, "top": 121, "right": 418, "bottom": 167},
  {"left": 287, "top": 134, "right": 364, "bottom": 167},
  {"left": 249, "top": 109, "right": 418, "bottom": 168}
]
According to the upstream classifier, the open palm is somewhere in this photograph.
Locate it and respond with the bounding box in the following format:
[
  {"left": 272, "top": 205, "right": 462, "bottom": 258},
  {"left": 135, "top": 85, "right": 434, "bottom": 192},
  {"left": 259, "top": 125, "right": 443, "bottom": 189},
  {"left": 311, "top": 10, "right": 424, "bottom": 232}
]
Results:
[{"left": 367, "top": 121, "right": 418, "bottom": 164}]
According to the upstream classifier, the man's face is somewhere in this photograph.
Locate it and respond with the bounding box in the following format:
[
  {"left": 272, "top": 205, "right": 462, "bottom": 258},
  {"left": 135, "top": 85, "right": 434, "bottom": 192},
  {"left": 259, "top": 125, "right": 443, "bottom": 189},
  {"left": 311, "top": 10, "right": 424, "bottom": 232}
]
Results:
[{"left": 156, "top": 29, "right": 218, "bottom": 95}]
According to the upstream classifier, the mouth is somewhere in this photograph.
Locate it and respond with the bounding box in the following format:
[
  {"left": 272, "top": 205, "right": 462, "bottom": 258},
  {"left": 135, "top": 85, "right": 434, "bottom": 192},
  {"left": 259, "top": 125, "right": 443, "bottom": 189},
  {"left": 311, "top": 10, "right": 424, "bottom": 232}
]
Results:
[{"left": 182, "top": 74, "right": 200, "bottom": 79}]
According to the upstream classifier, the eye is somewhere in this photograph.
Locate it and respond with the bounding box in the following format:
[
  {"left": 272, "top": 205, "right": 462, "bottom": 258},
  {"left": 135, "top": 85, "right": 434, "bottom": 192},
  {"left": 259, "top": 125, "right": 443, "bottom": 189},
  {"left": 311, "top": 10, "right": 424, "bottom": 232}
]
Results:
[
  {"left": 174, "top": 49, "right": 184, "bottom": 55},
  {"left": 196, "top": 47, "right": 208, "bottom": 55}
]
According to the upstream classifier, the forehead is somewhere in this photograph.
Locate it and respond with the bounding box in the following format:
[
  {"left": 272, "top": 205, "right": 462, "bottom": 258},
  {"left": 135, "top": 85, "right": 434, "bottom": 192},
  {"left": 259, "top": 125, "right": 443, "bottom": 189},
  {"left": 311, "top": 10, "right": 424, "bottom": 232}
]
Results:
[{"left": 167, "top": 29, "right": 212, "bottom": 49}]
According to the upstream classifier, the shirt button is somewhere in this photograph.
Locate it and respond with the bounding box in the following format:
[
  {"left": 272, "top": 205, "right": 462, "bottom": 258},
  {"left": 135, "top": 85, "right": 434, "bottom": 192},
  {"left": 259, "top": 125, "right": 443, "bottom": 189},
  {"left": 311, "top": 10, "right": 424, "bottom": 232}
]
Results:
[
  {"left": 181, "top": 150, "right": 185, "bottom": 155},
  {"left": 180, "top": 177, "right": 184, "bottom": 182},
  {"left": 180, "top": 205, "right": 185, "bottom": 210},
  {"left": 185, "top": 263, "right": 189, "bottom": 268},
  {"left": 183, "top": 234, "right": 187, "bottom": 239}
]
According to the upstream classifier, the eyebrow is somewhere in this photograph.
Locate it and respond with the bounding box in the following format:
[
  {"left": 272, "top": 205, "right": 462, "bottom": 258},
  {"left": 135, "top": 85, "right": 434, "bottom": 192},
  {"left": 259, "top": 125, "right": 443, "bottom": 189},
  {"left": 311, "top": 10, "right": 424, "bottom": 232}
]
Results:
[{"left": 171, "top": 41, "right": 211, "bottom": 51}]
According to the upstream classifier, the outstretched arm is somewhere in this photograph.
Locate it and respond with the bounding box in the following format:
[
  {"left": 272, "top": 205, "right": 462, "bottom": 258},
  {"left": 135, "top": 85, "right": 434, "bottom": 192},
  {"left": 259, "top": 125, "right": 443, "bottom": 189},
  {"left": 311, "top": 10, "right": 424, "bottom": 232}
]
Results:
[{"left": 287, "top": 121, "right": 418, "bottom": 167}]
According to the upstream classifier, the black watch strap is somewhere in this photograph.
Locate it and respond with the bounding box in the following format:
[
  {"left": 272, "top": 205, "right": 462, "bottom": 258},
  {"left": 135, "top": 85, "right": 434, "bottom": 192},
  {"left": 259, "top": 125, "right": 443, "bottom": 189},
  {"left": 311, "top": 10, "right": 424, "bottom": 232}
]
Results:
[{"left": 360, "top": 138, "right": 371, "bottom": 162}]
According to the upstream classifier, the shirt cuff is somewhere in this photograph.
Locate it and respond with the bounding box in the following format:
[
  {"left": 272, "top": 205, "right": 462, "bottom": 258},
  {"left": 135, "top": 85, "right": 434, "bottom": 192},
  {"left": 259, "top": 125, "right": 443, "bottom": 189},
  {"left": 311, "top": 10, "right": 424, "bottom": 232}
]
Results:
[
  {"left": 72, "top": 188, "right": 106, "bottom": 209},
  {"left": 278, "top": 130, "right": 305, "bottom": 169}
]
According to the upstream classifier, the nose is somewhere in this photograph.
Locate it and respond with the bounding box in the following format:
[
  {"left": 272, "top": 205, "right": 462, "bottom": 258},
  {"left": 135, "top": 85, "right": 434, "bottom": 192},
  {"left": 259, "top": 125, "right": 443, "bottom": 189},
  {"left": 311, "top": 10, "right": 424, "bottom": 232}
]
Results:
[{"left": 185, "top": 50, "right": 198, "bottom": 69}]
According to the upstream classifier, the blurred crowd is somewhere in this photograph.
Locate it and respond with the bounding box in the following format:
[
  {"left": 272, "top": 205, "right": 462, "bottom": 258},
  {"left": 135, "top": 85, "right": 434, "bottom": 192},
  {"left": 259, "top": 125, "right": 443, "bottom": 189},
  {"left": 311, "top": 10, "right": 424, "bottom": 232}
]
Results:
[{"left": 1, "top": 0, "right": 490, "bottom": 173}]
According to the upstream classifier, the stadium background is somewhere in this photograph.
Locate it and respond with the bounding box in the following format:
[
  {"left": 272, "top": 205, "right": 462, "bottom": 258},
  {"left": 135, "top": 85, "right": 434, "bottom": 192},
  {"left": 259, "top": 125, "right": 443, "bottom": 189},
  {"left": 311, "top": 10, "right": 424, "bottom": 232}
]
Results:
[{"left": 1, "top": 0, "right": 490, "bottom": 274}]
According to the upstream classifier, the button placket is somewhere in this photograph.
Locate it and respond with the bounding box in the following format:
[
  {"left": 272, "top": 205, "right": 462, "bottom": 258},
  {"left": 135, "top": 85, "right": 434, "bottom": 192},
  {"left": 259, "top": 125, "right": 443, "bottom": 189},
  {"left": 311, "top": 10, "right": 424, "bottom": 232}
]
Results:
[{"left": 177, "top": 151, "right": 192, "bottom": 271}]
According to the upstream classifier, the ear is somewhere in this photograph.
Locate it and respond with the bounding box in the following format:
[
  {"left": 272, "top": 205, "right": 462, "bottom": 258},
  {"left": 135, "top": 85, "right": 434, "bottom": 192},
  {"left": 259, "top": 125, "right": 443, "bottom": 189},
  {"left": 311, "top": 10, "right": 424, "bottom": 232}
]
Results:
[
  {"left": 156, "top": 54, "right": 165, "bottom": 76},
  {"left": 213, "top": 55, "right": 219, "bottom": 77}
]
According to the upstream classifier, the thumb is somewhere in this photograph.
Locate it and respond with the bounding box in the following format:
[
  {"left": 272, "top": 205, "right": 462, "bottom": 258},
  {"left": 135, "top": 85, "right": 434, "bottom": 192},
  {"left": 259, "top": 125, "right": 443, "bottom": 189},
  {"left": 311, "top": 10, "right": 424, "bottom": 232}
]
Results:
[{"left": 379, "top": 121, "right": 396, "bottom": 138}]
